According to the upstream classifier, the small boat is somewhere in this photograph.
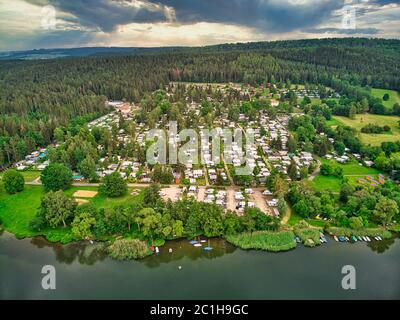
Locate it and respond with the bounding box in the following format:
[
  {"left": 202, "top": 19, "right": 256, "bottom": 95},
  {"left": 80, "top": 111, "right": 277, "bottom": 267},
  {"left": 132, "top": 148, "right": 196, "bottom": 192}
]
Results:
[
  {"left": 200, "top": 239, "right": 207, "bottom": 243},
  {"left": 193, "top": 243, "right": 202, "bottom": 247},
  {"left": 345, "top": 236, "right": 350, "bottom": 242},
  {"left": 168, "top": 248, "right": 173, "bottom": 253},
  {"left": 362, "top": 236, "right": 368, "bottom": 242},
  {"left": 334, "top": 235, "right": 339, "bottom": 242},
  {"left": 189, "top": 240, "right": 198, "bottom": 245},
  {"left": 89, "top": 240, "right": 94, "bottom": 244},
  {"left": 204, "top": 246, "right": 213, "bottom": 251},
  {"left": 155, "top": 247, "right": 159, "bottom": 254},
  {"left": 352, "top": 236, "right": 358, "bottom": 242},
  {"left": 357, "top": 236, "right": 363, "bottom": 241},
  {"left": 377, "top": 236, "right": 382, "bottom": 241},
  {"left": 374, "top": 236, "right": 379, "bottom": 241},
  {"left": 295, "top": 236, "right": 301, "bottom": 243},
  {"left": 366, "top": 236, "right": 371, "bottom": 242}
]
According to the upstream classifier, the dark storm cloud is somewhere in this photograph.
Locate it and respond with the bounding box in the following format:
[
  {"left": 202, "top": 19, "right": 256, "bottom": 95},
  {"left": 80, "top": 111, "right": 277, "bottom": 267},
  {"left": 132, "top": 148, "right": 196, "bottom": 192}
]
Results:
[
  {"left": 25, "top": 0, "right": 169, "bottom": 32},
  {"left": 24, "top": 0, "right": 346, "bottom": 33},
  {"left": 23, "top": 0, "right": 399, "bottom": 33},
  {"left": 162, "top": 0, "right": 347, "bottom": 32}
]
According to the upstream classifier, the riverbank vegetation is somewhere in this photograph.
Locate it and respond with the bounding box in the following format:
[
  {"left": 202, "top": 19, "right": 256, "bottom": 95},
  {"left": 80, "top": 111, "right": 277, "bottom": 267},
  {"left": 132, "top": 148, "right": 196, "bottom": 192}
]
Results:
[
  {"left": 326, "top": 226, "right": 392, "bottom": 239},
  {"left": 108, "top": 239, "right": 152, "bottom": 260},
  {"left": 226, "top": 230, "right": 296, "bottom": 252},
  {"left": 293, "top": 220, "right": 322, "bottom": 247}
]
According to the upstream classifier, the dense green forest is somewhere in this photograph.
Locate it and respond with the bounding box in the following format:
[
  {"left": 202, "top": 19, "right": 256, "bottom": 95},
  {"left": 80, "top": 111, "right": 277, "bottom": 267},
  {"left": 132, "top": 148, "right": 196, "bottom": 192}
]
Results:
[{"left": 0, "top": 38, "right": 399, "bottom": 168}]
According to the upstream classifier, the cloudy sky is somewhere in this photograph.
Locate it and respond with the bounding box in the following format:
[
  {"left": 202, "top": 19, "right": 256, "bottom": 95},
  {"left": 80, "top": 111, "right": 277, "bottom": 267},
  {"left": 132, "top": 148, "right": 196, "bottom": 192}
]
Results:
[{"left": 0, "top": 0, "right": 399, "bottom": 51}]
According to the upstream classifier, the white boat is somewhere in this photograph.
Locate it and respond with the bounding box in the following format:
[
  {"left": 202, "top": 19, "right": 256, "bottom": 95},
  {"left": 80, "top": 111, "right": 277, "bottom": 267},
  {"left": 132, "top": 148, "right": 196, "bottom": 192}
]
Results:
[
  {"left": 366, "top": 236, "right": 371, "bottom": 242},
  {"left": 374, "top": 236, "right": 379, "bottom": 241},
  {"left": 362, "top": 236, "right": 368, "bottom": 241},
  {"left": 155, "top": 247, "right": 159, "bottom": 253},
  {"left": 334, "top": 235, "right": 338, "bottom": 242},
  {"left": 377, "top": 236, "right": 383, "bottom": 241},
  {"left": 194, "top": 243, "right": 202, "bottom": 247}
]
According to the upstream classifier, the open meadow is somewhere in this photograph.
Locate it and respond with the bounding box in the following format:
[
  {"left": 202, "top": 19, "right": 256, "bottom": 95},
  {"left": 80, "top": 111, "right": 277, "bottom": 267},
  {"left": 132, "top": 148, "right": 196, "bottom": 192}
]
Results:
[
  {"left": 0, "top": 183, "right": 143, "bottom": 242},
  {"left": 333, "top": 114, "right": 400, "bottom": 146}
]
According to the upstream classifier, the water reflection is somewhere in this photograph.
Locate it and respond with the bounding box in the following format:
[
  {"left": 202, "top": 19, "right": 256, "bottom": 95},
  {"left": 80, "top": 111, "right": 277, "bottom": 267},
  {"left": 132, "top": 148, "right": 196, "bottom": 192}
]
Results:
[
  {"left": 2, "top": 231, "right": 399, "bottom": 267},
  {"left": 367, "top": 236, "right": 397, "bottom": 254},
  {"left": 27, "top": 236, "right": 236, "bottom": 267},
  {"left": 141, "top": 238, "right": 237, "bottom": 268}
]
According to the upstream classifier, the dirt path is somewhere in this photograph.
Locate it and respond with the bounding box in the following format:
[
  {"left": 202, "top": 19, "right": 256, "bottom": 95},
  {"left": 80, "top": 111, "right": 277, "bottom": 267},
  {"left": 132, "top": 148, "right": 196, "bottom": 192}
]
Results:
[
  {"left": 251, "top": 190, "right": 270, "bottom": 214},
  {"left": 308, "top": 159, "right": 321, "bottom": 181},
  {"left": 221, "top": 153, "right": 235, "bottom": 186},
  {"left": 226, "top": 188, "right": 236, "bottom": 212},
  {"left": 197, "top": 187, "right": 206, "bottom": 202},
  {"left": 161, "top": 186, "right": 181, "bottom": 201},
  {"left": 281, "top": 207, "right": 292, "bottom": 225}
]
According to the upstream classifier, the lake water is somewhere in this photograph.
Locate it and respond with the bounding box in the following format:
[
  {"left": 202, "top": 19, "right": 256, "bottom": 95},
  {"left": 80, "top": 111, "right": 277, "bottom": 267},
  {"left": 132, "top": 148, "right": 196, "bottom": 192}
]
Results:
[{"left": 0, "top": 230, "right": 399, "bottom": 299}]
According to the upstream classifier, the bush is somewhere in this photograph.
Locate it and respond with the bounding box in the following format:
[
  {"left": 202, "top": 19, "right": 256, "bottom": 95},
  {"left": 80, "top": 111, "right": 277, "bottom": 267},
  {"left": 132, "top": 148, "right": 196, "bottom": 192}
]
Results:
[
  {"left": 99, "top": 172, "right": 127, "bottom": 197},
  {"left": 108, "top": 239, "right": 152, "bottom": 260},
  {"left": 41, "top": 163, "right": 72, "bottom": 192},
  {"left": 3, "top": 169, "right": 24, "bottom": 194},
  {"left": 361, "top": 123, "right": 390, "bottom": 134},
  {"left": 294, "top": 220, "right": 322, "bottom": 247}
]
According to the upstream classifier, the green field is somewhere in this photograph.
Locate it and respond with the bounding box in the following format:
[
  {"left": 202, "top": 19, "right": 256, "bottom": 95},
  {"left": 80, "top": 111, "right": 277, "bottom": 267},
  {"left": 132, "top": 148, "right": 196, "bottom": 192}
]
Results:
[
  {"left": 0, "top": 170, "right": 41, "bottom": 182},
  {"left": 311, "top": 158, "right": 383, "bottom": 193},
  {"left": 333, "top": 114, "right": 400, "bottom": 146},
  {"left": 371, "top": 88, "right": 400, "bottom": 109},
  {"left": 310, "top": 175, "right": 343, "bottom": 193},
  {"left": 288, "top": 212, "right": 328, "bottom": 228},
  {"left": 0, "top": 184, "right": 143, "bottom": 242}
]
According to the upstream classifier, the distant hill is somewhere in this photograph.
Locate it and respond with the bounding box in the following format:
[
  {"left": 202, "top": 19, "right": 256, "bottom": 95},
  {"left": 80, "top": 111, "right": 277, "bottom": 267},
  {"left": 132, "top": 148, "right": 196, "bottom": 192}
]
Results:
[{"left": 0, "top": 46, "right": 185, "bottom": 60}]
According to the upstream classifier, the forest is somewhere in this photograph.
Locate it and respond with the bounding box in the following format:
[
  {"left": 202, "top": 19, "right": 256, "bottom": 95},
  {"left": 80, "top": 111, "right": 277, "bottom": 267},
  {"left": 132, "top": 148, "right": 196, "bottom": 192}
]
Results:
[{"left": 0, "top": 38, "right": 399, "bottom": 168}]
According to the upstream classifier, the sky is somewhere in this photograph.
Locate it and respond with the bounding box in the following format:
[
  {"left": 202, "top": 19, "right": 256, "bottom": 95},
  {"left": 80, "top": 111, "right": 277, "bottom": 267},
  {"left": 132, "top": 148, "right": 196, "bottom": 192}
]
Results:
[{"left": 0, "top": 0, "right": 399, "bottom": 51}]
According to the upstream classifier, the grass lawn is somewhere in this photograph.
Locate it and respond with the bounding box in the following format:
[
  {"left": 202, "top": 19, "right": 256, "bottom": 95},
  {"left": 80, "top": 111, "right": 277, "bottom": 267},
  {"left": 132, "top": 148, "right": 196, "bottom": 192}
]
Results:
[
  {"left": 333, "top": 114, "right": 400, "bottom": 146},
  {"left": 0, "top": 184, "right": 144, "bottom": 242},
  {"left": 371, "top": 88, "right": 400, "bottom": 109},
  {"left": 320, "top": 158, "right": 382, "bottom": 176},
  {"left": 311, "top": 158, "right": 383, "bottom": 193},
  {"left": 311, "top": 175, "right": 342, "bottom": 193},
  {"left": 325, "top": 117, "right": 343, "bottom": 127},
  {"left": 288, "top": 212, "right": 327, "bottom": 228},
  {"left": 0, "top": 170, "right": 41, "bottom": 182},
  {"left": 21, "top": 170, "right": 41, "bottom": 182}
]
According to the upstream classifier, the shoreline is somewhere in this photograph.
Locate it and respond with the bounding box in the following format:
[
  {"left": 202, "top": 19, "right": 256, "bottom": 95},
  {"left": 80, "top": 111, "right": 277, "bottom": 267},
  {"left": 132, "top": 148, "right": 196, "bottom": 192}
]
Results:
[{"left": 1, "top": 226, "right": 396, "bottom": 258}]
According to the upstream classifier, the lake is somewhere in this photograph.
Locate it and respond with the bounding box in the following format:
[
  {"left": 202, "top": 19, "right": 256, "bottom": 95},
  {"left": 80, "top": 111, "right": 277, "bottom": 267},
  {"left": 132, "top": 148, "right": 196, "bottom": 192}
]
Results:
[{"left": 0, "top": 230, "right": 399, "bottom": 299}]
